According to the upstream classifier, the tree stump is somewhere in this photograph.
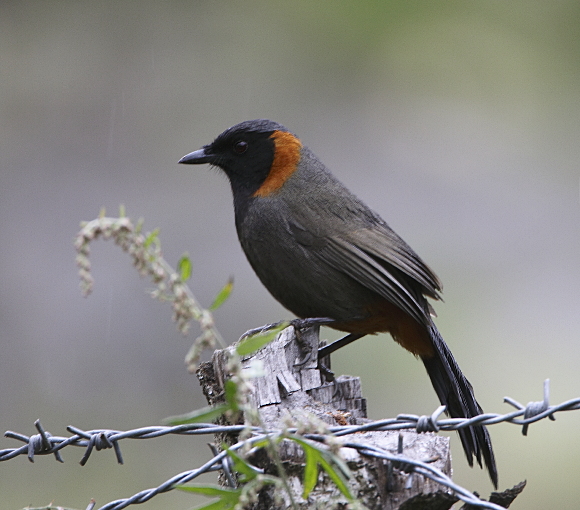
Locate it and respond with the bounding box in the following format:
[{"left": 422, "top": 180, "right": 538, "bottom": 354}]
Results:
[{"left": 196, "top": 324, "right": 454, "bottom": 509}]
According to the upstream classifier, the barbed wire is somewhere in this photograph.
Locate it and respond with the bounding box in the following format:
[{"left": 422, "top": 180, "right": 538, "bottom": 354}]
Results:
[{"left": 3, "top": 380, "right": 579, "bottom": 510}]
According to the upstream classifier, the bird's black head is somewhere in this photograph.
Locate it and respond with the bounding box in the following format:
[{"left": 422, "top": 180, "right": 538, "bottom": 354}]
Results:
[{"left": 179, "top": 119, "right": 303, "bottom": 200}]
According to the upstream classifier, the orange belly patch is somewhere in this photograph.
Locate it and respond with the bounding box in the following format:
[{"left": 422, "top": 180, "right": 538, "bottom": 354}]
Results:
[{"left": 331, "top": 299, "right": 435, "bottom": 358}]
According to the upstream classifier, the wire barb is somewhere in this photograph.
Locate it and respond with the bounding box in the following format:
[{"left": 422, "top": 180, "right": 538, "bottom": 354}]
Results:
[
  {"left": 398, "top": 405, "right": 447, "bottom": 434},
  {"left": 3, "top": 420, "right": 64, "bottom": 463},
  {"left": 68, "top": 426, "right": 124, "bottom": 465},
  {"left": 503, "top": 379, "right": 557, "bottom": 435}
]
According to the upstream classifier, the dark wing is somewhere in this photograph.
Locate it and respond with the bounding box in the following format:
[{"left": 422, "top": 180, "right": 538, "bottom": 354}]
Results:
[
  {"left": 346, "top": 226, "right": 442, "bottom": 300},
  {"left": 320, "top": 235, "right": 429, "bottom": 326}
]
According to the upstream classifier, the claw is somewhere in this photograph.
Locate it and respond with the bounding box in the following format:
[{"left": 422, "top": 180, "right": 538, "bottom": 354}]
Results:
[
  {"left": 240, "top": 320, "right": 286, "bottom": 340},
  {"left": 290, "top": 317, "right": 335, "bottom": 331},
  {"left": 317, "top": 359, "right": 335, "bottom": 383}
]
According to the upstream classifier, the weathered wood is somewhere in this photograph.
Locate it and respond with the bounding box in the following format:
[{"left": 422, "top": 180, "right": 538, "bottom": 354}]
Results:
[{"left": 196, "top": 324, "right": 453, "bottom": 509}]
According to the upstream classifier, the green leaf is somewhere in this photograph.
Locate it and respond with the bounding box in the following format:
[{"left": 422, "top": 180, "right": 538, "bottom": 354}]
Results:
[
  {"left": 225, "top": 448, "right": 260, "bottom": 481},
  {"left": 224, "top": 379, "right": 240, "bottom": 411},
  {"left": 249, "top": 435, "right": 281, "bottom": 450},
  {"left": 289, "top": 435, "right": 353, "bottom": 500},
  {"left": 316, "top": 450, "right": 352, "bottom": 498},
  {"left": 301, "top": 443, "right": 320, "bottom": 498},
  {"left": 235, "top": 322, "right": 289, "bottom": 357},
  {"left": 144, "top": 228, "right": 160, "bottom": 248},
  {"left": 177, "top": 254, "right": 192, "bottom": 281},
  {"left": 176, "top": 484, "right": 241, "bottom": 510},
  {"left": 190, "top": 501, "right": 233, "bottom": 510},
  {"left": 209, "top": 277, "right": 234, "bottom": 310},
  {"left": 163, "top": 403, "right": 229, "bottom": 426},
  {"left": 176, "top": 484, "right": 239, "bottom": 496}
]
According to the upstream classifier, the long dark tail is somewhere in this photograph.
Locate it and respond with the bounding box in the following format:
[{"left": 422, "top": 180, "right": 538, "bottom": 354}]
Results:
[{"left": 421, "top": 323, "right": 498, "bottom": 488}]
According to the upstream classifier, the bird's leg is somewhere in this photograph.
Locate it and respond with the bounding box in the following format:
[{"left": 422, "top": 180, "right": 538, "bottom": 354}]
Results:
[
  {"left": 317, "top": 333, "right": 366, "bottom": 385},
  {"left": 317, "top": 333, "right": 366, "bottom": 359},
  {"left": 317, "top": 341, "right": 335, "bottom": 382},
  {"left": 291, "top": 317, "right": 335, "bottom": 367}
]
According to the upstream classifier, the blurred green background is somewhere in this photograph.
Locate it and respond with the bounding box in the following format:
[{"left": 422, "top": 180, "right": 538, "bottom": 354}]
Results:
[{"left": 1, "top": 1, "right": 579, "bottom": 509}]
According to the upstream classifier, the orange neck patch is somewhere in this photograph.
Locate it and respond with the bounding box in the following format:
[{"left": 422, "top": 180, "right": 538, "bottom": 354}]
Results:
[{"left": 253, "top": 130, "right": 302, "bottom": 197}]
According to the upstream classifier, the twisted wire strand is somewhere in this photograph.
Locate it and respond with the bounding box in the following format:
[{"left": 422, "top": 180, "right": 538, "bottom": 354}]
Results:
[{"left": 2, "top": 380, "right": 577, "bottom": 510}]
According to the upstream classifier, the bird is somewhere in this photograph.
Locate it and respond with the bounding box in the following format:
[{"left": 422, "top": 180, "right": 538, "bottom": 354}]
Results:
[{"left": 179, "top": 119, "right": 498, "bottom": 487}]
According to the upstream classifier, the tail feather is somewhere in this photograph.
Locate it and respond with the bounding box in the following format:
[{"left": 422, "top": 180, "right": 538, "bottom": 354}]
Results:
[{"left": 421, "top": 323, "right": 498, "bottom": 488}]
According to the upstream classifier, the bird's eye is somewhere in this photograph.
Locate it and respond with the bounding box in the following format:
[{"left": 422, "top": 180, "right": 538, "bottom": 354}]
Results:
[{"left": 233, "top": 140, "right": 248, "bottom": 154}]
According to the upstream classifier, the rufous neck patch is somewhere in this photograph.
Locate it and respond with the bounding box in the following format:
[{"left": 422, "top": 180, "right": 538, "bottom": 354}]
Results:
[{"left": 253, "top": 130, "right": 302, "bottom": 197}]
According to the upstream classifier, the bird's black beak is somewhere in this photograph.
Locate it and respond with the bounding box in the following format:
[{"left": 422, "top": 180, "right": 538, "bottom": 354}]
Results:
[{"left": 178, "top": 148, "right": 212, "bottom": 165}]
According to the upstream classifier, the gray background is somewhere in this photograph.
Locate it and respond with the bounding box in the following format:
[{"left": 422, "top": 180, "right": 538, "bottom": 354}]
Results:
[{"left": 1, "top": 2, "right": 579, "bottom": 509}]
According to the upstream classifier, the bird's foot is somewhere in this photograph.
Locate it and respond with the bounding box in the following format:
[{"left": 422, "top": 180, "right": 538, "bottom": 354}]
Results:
[
  {"left": 290, "top": 317, "right": 334, "bottom": 368},
  {"left": 290, "top": 317, "right": 336, "bottom": 331},
  {"left": 239, "top": 320, "right": 288, "bottom": 340},
  {"left": 240, "top": 317, "right": 334, "bottom": 341}
]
